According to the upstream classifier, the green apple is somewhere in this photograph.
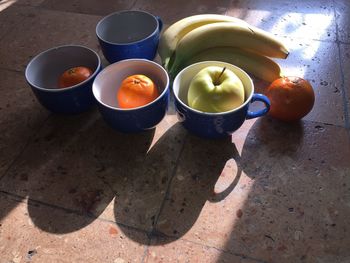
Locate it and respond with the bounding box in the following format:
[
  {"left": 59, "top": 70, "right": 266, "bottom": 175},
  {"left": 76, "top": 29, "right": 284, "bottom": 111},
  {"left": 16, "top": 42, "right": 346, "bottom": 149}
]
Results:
[{"left": 187, "top": 66, "right": 245, "bottom": 113}]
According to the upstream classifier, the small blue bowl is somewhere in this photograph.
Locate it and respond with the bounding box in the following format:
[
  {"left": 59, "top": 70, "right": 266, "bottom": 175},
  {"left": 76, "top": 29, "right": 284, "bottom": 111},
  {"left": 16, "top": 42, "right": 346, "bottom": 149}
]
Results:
[
  {"left": 25, "top": 45, "right": 102, "bottom": 114},
  {"left": 96, "top": 10, "right": 163, "bottom": 63},
  {"left": 92, "top": 59, "right": 169, "bottom": 133},
  {"left": 173, "top": 61, "right": 270, "bottom": 139}
]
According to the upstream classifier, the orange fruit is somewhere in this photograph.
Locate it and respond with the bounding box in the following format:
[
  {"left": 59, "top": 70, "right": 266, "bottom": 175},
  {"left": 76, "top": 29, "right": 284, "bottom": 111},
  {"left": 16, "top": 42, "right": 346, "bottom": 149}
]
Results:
[
  {"left": 117, "top": 74, "right": 159, "bottom": 109},
  {"left": 58, "top": 66, "right": 93, "bottom": 88},
  {"left": 266, "top": 76, "right": 315, "bottom": 122}
]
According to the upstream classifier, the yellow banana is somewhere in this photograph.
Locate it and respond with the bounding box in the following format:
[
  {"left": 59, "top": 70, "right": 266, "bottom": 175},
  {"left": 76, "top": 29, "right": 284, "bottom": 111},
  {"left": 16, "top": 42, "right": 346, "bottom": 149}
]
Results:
[
  {"left": 179, "top": 47, "right": 282, "bottom": 82},
  {"left": 169, "top": 22, "right": 289, "bottom": 76},
  {"left": 158, "top": 14, "right": 248, "bottom": 69}
]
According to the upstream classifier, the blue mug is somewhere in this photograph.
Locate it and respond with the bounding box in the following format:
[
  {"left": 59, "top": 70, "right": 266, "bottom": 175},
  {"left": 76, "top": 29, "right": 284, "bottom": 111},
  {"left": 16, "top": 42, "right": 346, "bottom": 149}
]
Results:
[
  {"left": 92, "top": 59, "right": 169, "bottom": 133},
  {"left": 25, "top": 45, "right": 102, "bottom": 114},
  {"left": 96, "top": 10, "right": 163, "bottom": 64},
  {"left": 173, "top": 61, "right": 270, "bottom": 139}
]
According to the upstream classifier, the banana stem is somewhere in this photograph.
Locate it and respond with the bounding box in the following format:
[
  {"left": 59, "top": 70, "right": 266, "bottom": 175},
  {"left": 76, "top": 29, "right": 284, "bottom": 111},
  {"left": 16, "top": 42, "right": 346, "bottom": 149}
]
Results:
[
  {"left": 163, "top": 58, "right": 170, "bottom": 70},
  {"left": 166, "top": 53, "right": 177, "bottom": 72}
]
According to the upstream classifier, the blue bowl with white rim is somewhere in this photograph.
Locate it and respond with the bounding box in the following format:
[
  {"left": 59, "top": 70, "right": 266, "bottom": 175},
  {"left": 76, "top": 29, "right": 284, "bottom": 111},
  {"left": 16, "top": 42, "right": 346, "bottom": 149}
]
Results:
[
  {"left": 92, "top": 59, "right": 169, "bottom": 133},
  {"left": 25, "top": 45, "right": 102, "bottom": 114},
  {"left": 173, "top": 61, "right": 270, "bottom": 139},
  {"left": 96, "top": 10, "right": 163, "bottom": 63}
]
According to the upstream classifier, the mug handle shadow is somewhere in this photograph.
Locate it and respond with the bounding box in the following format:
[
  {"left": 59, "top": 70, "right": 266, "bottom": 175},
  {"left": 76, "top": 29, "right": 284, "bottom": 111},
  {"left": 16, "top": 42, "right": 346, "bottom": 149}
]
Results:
[
  {"left": 209, "top": 144, "right": 243, "bottom": 203},
  {"left": 246, "top": 93, "right": 270, "bottom": 119}
]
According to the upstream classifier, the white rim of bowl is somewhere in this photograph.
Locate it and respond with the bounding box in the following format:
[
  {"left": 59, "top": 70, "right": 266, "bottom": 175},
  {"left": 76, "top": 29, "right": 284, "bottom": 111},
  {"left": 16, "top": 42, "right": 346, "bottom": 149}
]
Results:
[
  {"left": 92, "top": 58, "right": 169, "bottom": 111},
  {"left": 96, "top": 10, "right": 160, "bottom": 46},
  {"left": 25, "top": 45, "right": 101, "bottom": 92},
  {"left": 173, "top": 61, "right": 255, "bottom": 116}
]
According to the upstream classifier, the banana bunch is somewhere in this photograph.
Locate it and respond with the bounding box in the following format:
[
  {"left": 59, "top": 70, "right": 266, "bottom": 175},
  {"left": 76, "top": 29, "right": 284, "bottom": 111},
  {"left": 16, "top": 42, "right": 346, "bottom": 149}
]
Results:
[{"left": 159, "top": 14, "right": 289, "bottom": 82}]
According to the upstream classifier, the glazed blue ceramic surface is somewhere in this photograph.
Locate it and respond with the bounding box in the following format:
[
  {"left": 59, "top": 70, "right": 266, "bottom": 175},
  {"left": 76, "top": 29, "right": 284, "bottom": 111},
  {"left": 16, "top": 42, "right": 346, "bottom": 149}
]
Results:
[
  {"left": 25, "top": 45, "right": 102, "bottom": 114},
  {"left": 97, "top": 90, "right": 169, "bottom": 132},
  {"left": 96, "top": 10, "right": 163, "bottom": 63},
  {"left": 92, "top": 59, "right": 169, "bottom": 133},
  {"left": 173, "top": 61, "right": 270, "bottom": 139}
]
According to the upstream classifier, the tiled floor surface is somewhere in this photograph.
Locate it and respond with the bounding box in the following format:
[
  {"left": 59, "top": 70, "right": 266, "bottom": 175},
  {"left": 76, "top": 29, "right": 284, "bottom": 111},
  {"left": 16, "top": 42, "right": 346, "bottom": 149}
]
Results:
[{"left": 0, "top": 0, "right": 350, "bottom": 262}]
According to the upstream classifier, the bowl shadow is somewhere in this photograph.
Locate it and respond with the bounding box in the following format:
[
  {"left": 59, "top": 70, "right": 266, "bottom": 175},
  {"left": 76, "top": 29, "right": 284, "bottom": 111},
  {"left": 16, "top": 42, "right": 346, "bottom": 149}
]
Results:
[{"left": 26, "top": 110, "right": 156, "bottom": 233}]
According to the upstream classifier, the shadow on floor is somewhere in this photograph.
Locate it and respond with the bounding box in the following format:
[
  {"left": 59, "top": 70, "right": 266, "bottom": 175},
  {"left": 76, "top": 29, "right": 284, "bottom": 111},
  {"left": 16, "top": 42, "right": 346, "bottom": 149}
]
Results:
[
  {"left": 1, "top": 101, "right": 246, "bottom": 247},
  {"left": 115, "top": 132, "right": 243, "bottom": 244},
  {"left": 214, "top": 117, "right": 350, "bottom": 262},
  {"left": 24, "top": 111, "right": 157, "bottom": 233},
  {"left": 22, "top": 111, "right": 244, "bottom": 244}
]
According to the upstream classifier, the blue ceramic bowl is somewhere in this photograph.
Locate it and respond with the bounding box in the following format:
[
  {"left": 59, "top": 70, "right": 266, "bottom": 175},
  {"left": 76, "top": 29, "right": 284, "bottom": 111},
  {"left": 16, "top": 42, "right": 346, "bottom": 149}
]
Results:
[
  {"left": 92, "top": 59, "right": 169, "bottom": 133},
  {"left": 96, "top": 10, "right": 163, "bottom": 63},
  {"left": 173, "top": 61, "right": 270, "bottom": 139},
  {"left": 25, "top": 45, "right": 102, "bottom": 114}
]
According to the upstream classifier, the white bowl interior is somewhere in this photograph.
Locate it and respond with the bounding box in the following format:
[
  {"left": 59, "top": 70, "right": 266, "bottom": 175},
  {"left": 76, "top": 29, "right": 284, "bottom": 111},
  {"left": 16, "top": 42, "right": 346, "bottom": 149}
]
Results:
[
  {"left": 173, "top": 61, "right": 254, "bottom": 108},
  {"left": 93, "top": 59, "right": 168, "bottom": 109},
  {"left": 26, "top": 45, "right": 100, "bottom": 90},
  {"left": 96, "top": 11, "right": 158, "bottom": 44}
]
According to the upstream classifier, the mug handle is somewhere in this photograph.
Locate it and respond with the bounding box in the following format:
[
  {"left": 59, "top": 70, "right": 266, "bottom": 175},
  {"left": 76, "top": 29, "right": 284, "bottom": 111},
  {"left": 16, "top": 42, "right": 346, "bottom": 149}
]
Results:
[
  {"left": 156, "top": 16, "right": 163, "bottom": 32},
  {"left": 246, "top": 93, "right": 270, "bottom": 120}
]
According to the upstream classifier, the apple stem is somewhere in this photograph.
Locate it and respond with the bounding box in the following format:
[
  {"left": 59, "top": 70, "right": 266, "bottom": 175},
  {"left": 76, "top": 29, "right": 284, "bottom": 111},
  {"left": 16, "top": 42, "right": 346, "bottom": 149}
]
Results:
[{"left": 215, "top": 67, "right": 226, "bottom": 85}]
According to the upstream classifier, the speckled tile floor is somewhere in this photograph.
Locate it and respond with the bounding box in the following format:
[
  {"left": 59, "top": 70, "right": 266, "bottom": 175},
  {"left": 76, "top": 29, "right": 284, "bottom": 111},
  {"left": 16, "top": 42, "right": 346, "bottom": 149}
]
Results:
[{"left": 0, "top": 0, "right": 350, "bottom": 263}]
